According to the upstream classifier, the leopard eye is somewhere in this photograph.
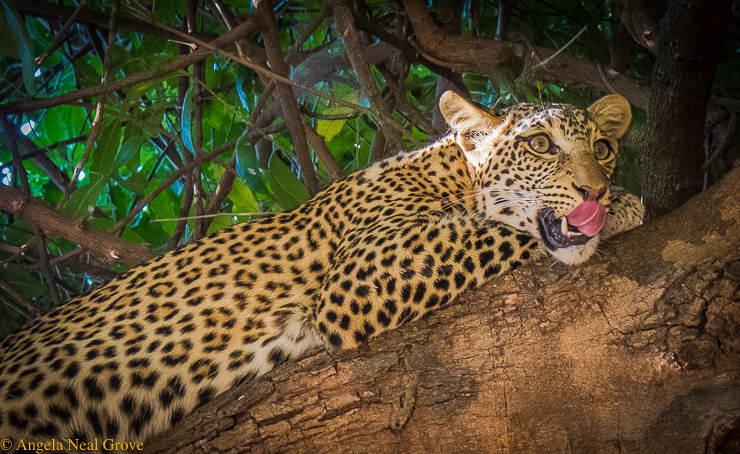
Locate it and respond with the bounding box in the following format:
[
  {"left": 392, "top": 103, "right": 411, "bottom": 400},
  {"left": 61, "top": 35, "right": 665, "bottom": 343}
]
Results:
[
  {"left": 594, "top": 140, "right": 611, "bottom": 160},
  {"left": 528, "top": 134, "right": 554, "bottom": 154}
]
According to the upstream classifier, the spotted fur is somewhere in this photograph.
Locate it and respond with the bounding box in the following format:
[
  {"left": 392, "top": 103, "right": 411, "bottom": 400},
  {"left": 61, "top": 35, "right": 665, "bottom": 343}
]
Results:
[{"left": 0, "top": 93, "right": 643, "bottom": 449}]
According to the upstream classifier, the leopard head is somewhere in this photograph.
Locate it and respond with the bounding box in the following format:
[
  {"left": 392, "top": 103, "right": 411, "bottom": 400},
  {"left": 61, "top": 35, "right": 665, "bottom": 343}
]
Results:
[{"left": 440, "top": 91, "right": 632, "bottom": 264}]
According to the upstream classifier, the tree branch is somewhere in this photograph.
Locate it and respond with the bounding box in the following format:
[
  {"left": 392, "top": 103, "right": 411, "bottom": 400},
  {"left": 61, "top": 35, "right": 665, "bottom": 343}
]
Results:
[
  {"left": 332, "top": 0, "right": 407, "bottom": 154},
  {"left": 254, "top": 0, "right": 321, "bottom": 196},
  {"left": 0, "top": 185, "right": 156, "bottom": 267},
  {"left": 401, "top": 0, "right": 651, "bottom": 110}
]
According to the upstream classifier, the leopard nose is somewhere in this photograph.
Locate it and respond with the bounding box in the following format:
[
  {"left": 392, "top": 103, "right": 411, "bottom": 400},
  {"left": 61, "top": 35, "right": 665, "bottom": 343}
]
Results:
[{"left": 573, "top": 183, "right": 606, "bottom": 201}]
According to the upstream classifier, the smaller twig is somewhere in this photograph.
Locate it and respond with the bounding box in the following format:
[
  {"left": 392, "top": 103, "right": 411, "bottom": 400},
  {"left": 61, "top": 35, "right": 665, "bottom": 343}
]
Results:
[
  {"left": 36, "top": 1, "right": 87, "bottom": 68},
  {"left": 48, "top": 247, "right": 86, "bottom": 268},
  {"left": 332, "top": 0, "right": 406, "bottom": 153},
  {"left": 1, "top": 241, "right": 118, "bottom": 282},
  {"left": 203, "top": 156, "right": 236, "bottom": 215},
  {"left": 32, "top": 227, "right": 63, "bottom": 306},
  {"left": 0, "top": 278, "right": 42, "bottom": 321},
  {"left": 536, "top": 26, "right": 587, "bottom": 68},
  {"left": 150, "top": 212, "right": 273, "bottom": 222},
  {"left": 1, "top": 113, "right": 63, "bottom": 307},
  {"left": 56, "top": 0, "right": 121, "bottom": 211},
  {"left": 377, "top": 64, "right": 435, "bottom": 137},
  {"left": 302, "top": 117, "right": 346, "bottom": 181},
  {"left": 0, "top": 135, "right": 88, "bottom": 171},
  {"left": 208, "top": 0, "right": 244, "bottom": 57},
  {"left": 56, "top": 113, "right": 97, "bottom": 207},
  {"left": 285, "top": 3, "right": 332, "bottom": 64},
  {"left": 2, "top": 18, "right": 259, "bottom": 115},
  {"left": 110, "top": 139, "right": 238, "bottom": 234}
]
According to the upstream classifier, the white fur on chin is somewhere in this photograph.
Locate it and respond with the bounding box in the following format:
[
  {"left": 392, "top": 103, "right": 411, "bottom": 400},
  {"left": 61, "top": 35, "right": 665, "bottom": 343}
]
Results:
[{"left": 549, "top": 235, "right": 600, "bottom": 265}]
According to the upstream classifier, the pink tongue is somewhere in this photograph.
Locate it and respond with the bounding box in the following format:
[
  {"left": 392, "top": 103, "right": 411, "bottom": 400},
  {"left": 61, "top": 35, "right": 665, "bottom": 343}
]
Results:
[{"left": 566, "top": 201, "right": 606, "bottom": 237}]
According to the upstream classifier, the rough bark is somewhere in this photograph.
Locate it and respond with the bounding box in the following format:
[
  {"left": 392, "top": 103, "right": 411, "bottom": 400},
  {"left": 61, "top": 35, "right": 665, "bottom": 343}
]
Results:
[
  {"left": 638, "top": 0, "right": 733, "bottom": 219},
  {"left": 142, "top": 167, "right": 740, "bottom": 453}
]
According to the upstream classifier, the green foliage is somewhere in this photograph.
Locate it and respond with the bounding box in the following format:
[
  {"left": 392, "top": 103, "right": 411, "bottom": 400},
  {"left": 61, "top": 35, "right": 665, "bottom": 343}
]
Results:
[
  {"left": 235, "top": 134, "right": 269, "bottom": 195},
  {"left": 267, "top": 153, "right": 310, "bottom": 211}
]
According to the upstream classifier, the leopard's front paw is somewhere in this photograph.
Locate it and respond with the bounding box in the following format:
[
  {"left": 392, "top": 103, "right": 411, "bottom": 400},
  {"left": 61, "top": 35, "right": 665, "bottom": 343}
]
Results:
[{"left": 601, "top": 186, "right": 644, "bottom": 240}]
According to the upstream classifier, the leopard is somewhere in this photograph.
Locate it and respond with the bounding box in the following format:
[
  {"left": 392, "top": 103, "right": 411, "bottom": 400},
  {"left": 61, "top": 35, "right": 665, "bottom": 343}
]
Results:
[{"left": 0, "top": 91, "right": 643, "bottom": 451}]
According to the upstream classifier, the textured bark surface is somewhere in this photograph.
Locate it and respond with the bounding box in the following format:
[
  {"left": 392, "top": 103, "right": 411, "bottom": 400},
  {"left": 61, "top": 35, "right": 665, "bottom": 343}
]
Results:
[
  {"left": 142, "top": 168, "right": 740, "bottom": 454},
  {"left": 638, "top": 0, "right": 733, "bottom": 219}
]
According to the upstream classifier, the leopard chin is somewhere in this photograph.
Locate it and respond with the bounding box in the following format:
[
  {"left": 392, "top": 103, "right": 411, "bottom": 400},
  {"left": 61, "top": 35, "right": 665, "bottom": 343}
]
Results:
[{"left": 548, "top": 236, "right": 600, "bottom": 265}]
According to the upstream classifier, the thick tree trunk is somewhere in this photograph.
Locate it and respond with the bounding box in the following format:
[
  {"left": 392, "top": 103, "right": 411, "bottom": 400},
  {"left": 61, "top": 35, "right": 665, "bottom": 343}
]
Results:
[
  {"left": 638, "top": 0, "right": 732, "bottom": 219},
  {"left": 141, "top": 168, "right": 740, "bottom": 454}
]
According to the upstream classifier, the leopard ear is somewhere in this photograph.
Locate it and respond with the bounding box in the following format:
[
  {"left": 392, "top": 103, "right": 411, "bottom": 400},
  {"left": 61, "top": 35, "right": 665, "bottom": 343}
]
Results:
[
  {"left": 587, "top": 94, "right": 632, "bottom": 139},
  {"left": 439, "top": 91, "right": 503, "bottom": 135}
]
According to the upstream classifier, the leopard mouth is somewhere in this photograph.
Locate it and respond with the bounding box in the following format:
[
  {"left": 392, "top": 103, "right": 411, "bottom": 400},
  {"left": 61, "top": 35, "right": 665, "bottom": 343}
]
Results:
[{"left": 537, "top": 208, "right": 593, "bottom": 250}]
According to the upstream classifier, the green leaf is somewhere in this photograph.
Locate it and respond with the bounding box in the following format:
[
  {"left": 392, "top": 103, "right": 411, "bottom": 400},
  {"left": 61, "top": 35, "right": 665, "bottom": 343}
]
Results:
[
  {"left": 0, "top": 132, "right": 11, "bottom": 160},
  {"left": 317, "top": 117, "right": 347, "bottom": 142},
  {"left": 150, "top": 189, "right": 177, "bottom": 235},
  {"left": 2, "top": 0, "right": 34, "bottom": 93},
  {"left": 206, "top": 215, "right": 234, "bottom": 235},
  {"left": 113, "top": 171, "right": 148, "bottom": 195},
  {"left": 90, "top": 117, "right": 122, "bottom": 175},
  {"left": 1, "top": 219, "right": 33, "bottom": 244},
  {"left": 153, "top": 0, "right": 177, "bottom": 24},
  {"left": 64, "top": 176, "right": 107, "bottom": 219},
  {"left": 0, "top": 268, "right": 47, "bottom": 298},
  {"left": 230, "top": 179, "right": 259, "bottom": 214},
  {"left": 181, "top": 85, "right": 196, "bottom": 155},
  {"left": 316, "top": 89, "right": 358, "bottom": 141},
  {"left": 73, "top": 59, "right": 102, "bottom": 86},
  {"left": 137, "top": 36, "right": 168, "bottom": 58},
  {"left": 234, "top": 64, "right": 253, "bottom": 110},
  {"left": 224, "top": 176, "right": 259, "bottom": 220},
  {"left": 114, "top": 135, "right": 144, "bottom": 170},
  {"left": 122, "top": 72, "right": 186, "bottom": 112},
  {"left": 106, "top": 44, "right": 129, "bottom": 77},
  {"left": 267, "top": 153, "right": 310, "bottom": 211},
  {"left": 235, "top": 134, "right": 269, "bottom": 195}
]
